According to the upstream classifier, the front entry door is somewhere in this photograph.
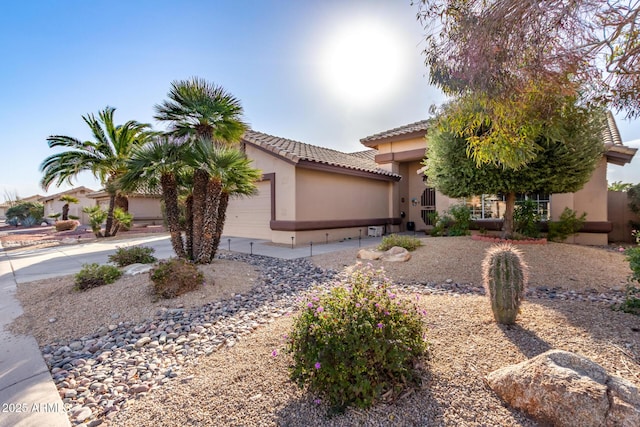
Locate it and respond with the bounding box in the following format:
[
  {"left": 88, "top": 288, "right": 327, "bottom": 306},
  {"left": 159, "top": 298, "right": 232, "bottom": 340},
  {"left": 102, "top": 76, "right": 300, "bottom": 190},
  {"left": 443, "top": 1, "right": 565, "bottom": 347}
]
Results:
[{"left": 420, "top": 187, "right": 436, "bottom": 226}]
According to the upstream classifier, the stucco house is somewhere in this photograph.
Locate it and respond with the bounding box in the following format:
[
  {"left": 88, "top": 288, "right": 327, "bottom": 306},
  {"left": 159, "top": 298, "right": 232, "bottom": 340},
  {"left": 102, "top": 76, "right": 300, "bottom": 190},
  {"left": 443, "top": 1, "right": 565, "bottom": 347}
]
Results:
[
  {"left": 223, "top": 113, "right": 636, "bottom": 245},
  {"left": 39, "top": 186, "right": 96, "bottom": 224},
  {"left": 87, "top": 190, "right": 163, "bottom": 226}
]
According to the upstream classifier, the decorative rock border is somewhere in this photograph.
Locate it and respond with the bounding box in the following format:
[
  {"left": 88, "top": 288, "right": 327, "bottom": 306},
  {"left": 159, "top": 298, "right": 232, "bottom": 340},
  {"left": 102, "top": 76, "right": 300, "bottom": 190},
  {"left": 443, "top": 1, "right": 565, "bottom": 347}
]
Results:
[{"left": 471, "top": 235, "right": 547, "bottom": 245}]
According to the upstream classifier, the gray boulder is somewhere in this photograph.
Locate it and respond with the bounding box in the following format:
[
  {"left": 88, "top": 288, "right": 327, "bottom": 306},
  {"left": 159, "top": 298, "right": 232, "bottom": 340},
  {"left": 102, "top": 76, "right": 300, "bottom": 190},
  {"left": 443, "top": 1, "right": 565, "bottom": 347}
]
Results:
[
  {"left": 486, "top": 349, "right": 640, "bottom": 426},
  {"left": 122, "top": 263, "right": 154, "bottom": 276}
]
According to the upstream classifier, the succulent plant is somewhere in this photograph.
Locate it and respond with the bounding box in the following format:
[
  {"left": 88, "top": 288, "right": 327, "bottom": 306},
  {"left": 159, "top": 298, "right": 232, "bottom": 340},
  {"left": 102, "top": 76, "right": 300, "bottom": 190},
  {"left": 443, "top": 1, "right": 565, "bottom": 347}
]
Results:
[{"left": 482, "top": 243, "right": 529, "bottom": 324}]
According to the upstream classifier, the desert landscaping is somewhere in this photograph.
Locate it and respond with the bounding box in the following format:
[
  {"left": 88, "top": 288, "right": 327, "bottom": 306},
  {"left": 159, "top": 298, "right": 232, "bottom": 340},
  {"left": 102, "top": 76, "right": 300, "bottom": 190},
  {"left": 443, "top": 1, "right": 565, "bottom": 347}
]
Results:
[{"left": 4, "top": 233, "right": 640, "bottom": 426}]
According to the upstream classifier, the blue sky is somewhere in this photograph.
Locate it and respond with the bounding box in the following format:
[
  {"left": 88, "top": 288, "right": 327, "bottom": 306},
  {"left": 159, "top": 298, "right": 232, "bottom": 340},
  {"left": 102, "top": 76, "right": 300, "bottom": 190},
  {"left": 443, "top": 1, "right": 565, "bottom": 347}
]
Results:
[{"left": 1, "top": 0, "right": 638, "bottom": 199}]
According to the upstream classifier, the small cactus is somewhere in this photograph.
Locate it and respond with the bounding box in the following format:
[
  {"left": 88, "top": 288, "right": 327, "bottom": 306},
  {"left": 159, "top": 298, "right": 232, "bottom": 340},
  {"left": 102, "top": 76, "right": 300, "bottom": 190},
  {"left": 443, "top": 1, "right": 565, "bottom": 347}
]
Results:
[{"left": 482, "top": 243, "right": 529, "bottom": 325}]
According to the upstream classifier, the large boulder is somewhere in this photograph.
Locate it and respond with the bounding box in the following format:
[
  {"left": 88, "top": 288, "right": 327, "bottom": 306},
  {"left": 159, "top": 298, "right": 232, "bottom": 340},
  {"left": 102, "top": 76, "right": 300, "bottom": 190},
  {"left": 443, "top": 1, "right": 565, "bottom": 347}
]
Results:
[
  {"left": 357, "top": 249, "right": 383, "bottom": 260},
  {"left": 486, "top": 349, "right": 640, "bottom": 427},
  {"left": 380, "top": 246, "right": 411, "bottom": 262}
]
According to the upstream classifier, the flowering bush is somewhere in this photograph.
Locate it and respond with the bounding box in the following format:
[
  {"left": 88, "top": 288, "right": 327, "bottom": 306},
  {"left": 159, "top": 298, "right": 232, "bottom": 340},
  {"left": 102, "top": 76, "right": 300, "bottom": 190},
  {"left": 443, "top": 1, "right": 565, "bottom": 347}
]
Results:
[
  {"left": 287, "top": 264, "right": 428, "bottom": 411},
  {"left": 377, "top": 234, "right": 422, "bottom": 252},
  {"left": 150, "top": 258, "right": 204, "bottom": 299}
]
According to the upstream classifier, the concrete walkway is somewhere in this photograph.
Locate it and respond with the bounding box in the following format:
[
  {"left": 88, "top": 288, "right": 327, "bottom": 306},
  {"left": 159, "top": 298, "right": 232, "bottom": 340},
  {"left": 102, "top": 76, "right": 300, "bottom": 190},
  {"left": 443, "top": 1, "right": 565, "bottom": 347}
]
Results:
[{"left": 0, "top": 232, "right": 382, "bottom": 426}]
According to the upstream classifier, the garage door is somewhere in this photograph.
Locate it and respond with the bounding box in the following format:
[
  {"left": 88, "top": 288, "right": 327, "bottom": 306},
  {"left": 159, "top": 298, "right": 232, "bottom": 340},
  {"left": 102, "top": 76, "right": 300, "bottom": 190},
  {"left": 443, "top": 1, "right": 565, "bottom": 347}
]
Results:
[{"left": 222, "top": 180, "right": 272, "bottom": 240}]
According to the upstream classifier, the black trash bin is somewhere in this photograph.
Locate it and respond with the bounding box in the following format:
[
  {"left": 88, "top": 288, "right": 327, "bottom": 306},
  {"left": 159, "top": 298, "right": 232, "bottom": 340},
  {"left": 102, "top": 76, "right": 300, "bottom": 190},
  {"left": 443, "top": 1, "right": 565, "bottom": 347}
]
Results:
[{"left": 406, "top": 221, "right": 415, "bottom": 231}]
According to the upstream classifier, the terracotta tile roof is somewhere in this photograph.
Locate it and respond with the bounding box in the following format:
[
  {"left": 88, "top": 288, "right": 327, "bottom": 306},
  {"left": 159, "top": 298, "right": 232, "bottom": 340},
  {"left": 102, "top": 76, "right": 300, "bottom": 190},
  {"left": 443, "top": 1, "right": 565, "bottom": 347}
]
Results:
[
  {"left": 243, "top": 130, "right": 400, "bottom": 179},
  {"left": 603, "top": 111, "right": 623, "bottom": 146},
  {"left": 359, "top": 120, "right": 430, "bottom": 145}
]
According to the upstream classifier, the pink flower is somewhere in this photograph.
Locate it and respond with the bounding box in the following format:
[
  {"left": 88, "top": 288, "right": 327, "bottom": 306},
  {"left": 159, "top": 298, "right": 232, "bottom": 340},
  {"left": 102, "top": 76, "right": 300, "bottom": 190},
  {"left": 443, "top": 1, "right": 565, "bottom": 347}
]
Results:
[
  {"left": 377, "top": 323, "right": 384, "bottom": 329},
  {"left": 316, "top": 306, "right": 324, "bottom": 313},
  {"left": 272, "top": 350, "right": 278, "bottom": 357},
  {"left": 313, "top": 398, "right": 322, "bottom": 405},
  {"left": 619, "top": 247, "right": 625, "bottom": 252},
  {"left": 355, "top": 303, "right": 361, "bottom": 308},
  {"left": 307, "top": 302, "right": 314, "bottom": 308},
  {"left": 314, "top": 362, "right": 321, "bottom": 370}
]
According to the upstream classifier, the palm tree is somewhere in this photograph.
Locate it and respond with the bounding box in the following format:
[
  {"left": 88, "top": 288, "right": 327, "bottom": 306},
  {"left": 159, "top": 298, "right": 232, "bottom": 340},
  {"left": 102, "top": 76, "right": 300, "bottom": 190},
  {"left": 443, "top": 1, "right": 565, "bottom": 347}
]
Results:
[
  {"left": 186, "top": 140, "right": 260, "bottom": 263},
  {"left": 40, "top": 107, "right": 154, "bottom": 237},
  {"left": 120, "top": 137, "right": 189, "bottom": 258},
  {"left": 59, "top": 194, "right": 79, "bottom": 220},
  {"left": 154, "top": 78, "right": 249, "bottom": 262}
]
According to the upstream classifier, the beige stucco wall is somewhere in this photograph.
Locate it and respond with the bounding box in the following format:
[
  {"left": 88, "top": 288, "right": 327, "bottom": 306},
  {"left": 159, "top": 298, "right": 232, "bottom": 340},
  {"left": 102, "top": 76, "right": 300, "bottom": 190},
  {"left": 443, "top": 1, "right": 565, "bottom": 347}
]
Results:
[
  {"left": 295, "top": 168, "right": 390, "bottom": 221},
  {"left": 374, "top": 137, "right": 426, "bottom": 154},
  {"left": 224, "top": 180, "right": 272, "bottom": 240},
  {"left": 128, "top": 197, "right": 162, "bottom": 225},
  {"left": 550, "top": 158, "right": 608, "bottom": 245},
  {"left": 244, "top": 145, "right": 296, "bottom": 221},
  {"left": 42, "top": 190, "right": 95, "bottom": 225},
  {"left": 608, "top": 190, "right": 640, "bottom": 242}
]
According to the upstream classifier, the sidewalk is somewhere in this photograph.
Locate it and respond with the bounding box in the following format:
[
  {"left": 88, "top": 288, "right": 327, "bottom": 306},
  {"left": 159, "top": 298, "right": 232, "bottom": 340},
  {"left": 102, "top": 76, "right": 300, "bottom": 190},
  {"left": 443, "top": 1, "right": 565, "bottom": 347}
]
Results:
[{"left": 0, "top": 232, "right": 382, "bottom": 426}]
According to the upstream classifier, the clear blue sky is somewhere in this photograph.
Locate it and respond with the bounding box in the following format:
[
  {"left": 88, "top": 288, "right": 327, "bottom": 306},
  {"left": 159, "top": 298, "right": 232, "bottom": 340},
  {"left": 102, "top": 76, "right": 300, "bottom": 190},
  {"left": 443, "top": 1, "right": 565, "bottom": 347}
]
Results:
[{"left": 1, "top": 0, "right": 638, "bottom": 199}]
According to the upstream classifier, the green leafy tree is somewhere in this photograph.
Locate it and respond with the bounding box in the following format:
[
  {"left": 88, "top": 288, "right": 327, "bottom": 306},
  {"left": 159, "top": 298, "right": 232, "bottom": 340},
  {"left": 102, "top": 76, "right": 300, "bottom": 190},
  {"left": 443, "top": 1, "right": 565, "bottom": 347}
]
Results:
[
  {"left": 629, "top": 183, "right": 640, "bottom": 215},
  {"left": 154, "top": 77, "right": 250, "bottom": 263},
  {"left": 415, "top": 0, "right": 640, "bottom": 117},
  {"left": 415, "top": 1, "right": 639, "bottom": 170},
  {"left": 6, "top": 202, "right": 44, "bottom": 224},
  {"left": 609, "top": 181, "right": 634, "bottom": 192},
  {"left": 424, "top": 98, "right": 605, "bottom": 237},
  {"left": 40, "top": 107, "right": 154, "bottom": 237}
]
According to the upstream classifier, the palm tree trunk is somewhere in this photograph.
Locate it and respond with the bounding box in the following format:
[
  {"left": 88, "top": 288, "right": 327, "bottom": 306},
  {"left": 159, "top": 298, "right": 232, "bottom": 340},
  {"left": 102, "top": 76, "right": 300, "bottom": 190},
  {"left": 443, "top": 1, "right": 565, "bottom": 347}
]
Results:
[
  {"left": 104, "top": 193, "right": 117, "bottom": 237},
  {"left": 185, "top": 194, "right": 194, "bottom": 259},
  {"left": 191, "top": 169, "right": 209, "bottom": 260},
  {"left": 161, "top": 173, "right": 186, "bottom": 258},
  {"left": 502, "top": 192, "right": 516, "bottom": 239},
  {"left": 62, "top": 204, "right": 69, "bottom": 221},
  {"left": 115, "top": 194, "right": 129, "bottom": 212},
  {"left": 210, "top": 191, "right": 229, "bottom": 262},
  {"left": 197, "top": 179, "right": 222, "bottom": 264}
]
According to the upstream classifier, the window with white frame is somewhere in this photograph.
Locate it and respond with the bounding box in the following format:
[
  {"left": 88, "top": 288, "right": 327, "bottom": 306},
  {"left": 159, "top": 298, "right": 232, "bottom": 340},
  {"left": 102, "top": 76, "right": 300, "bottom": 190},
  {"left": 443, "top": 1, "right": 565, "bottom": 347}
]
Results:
[{"left": 466, "top": 194, "right": 550, "bottom": 221}]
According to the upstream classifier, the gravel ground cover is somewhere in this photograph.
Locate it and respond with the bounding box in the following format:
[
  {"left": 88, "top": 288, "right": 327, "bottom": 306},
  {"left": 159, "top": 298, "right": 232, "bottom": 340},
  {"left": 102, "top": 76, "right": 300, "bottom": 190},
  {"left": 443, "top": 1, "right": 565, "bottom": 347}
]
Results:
[{"left": 7, "top": 236, "right": 640, "bottom": 426}]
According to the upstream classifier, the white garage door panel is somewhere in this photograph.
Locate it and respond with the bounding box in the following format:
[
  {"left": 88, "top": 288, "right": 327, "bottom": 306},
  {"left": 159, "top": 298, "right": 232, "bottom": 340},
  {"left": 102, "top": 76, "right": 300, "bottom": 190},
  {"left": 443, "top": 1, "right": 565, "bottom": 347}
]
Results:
[{"left": 223, "top": 181, "right": 272, "bottom": 240}]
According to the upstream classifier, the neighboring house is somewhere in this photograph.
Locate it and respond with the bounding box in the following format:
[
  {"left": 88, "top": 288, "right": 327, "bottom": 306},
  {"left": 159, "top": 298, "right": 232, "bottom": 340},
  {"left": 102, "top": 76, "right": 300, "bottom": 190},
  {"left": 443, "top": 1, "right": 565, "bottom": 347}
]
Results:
[
  {"left": 39, "top": 186, "right": 96, "bottom": 224},
  {"left": 1, "top": 194, "right": 44, "bottom": 221},
  {"left": 223, "top": 113, "right": 636, "bottom": 245},
  {"left": 87, "top": 191, "right": 163, "bottom": 226}
]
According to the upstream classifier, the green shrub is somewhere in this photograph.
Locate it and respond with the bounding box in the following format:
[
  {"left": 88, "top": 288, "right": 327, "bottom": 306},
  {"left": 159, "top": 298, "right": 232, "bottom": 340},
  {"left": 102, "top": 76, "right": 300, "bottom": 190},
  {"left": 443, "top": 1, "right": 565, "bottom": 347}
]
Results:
[
  {"left": 74, "top": 263, "right": 122, "bottom": 291},
  {"left": 108, "top": 245, "right": 157, "bottom": 267},
  {"left": 6, "top": 202, "right": 44, "bottom": 224},
  {"left": 150, "top": 258, "right": 204, "bottom": 299},
  {"left": 83, "top": 206, "right": 107, "bottom": 237},
  {"left": 612, "top": 247, "right": 640, "bottom": 315},
  {"left": 287, "top": 264, "right": 428, "bottom": 411},
  {"left": 513, "top": 199, "right": 540, "bottom": 238},
  {"left": 377, "top": 234, "right": 421, "bottom": 251},
  {"left": 55, "top": 220, "right": 79, "bottom": 232},
  {"left": 625, "top": 246, "right": 640, "bottom": 284},
  {"left": 447, "top": 204, "right": 472, "bottom": 236},
  {"left": 547, "top": 208, "right": 586, "bottom": 242},
  {"left": 48, "top": 213, "right": 61, "bottom": 219},
  {"left": 427, "top": 211, "right": 446, "bottom": 236}
]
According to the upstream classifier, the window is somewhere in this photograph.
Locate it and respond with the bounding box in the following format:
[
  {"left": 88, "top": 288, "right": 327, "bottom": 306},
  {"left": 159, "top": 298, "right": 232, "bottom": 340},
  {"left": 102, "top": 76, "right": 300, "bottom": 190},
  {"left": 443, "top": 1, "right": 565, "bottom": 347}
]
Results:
[{"left": 466, "top": 194, "right": 550, "bottom": 221}]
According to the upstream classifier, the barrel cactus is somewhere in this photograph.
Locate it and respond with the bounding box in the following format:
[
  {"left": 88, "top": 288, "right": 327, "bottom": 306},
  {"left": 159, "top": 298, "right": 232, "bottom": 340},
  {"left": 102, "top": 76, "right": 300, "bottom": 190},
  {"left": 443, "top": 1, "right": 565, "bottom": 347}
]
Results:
[{"left": 482, "top": 243, "right": 529, "bottom": 324}]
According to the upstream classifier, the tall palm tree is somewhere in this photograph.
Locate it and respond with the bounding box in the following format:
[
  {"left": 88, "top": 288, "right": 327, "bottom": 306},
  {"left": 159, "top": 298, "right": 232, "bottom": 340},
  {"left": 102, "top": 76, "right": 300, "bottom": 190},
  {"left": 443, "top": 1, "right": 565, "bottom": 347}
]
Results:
[
  {"left": 186, "top": 140, "right": 260, "bottom": 263},
  {"left": 120, "top": 137, "right": 189, "bottom": 258},
  {"left": 154, "top": 78, "right": 249, "bottom": 262},
  {"left": 40, "top": 107, "right": 154, "bottom": 236}
]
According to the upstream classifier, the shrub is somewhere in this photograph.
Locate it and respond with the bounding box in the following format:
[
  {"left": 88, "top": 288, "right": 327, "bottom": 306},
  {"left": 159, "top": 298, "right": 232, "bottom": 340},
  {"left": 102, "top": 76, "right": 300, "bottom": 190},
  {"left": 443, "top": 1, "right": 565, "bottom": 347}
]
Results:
[
  {"left": 613, "top": 247, "right": 640, "bottom": 315},
  {"left": 48, "top": 212, "right": 61, "bottom": 220},
  {"left": 377, "top": 234, "right": 421, "bottom": 252},
  {"left": 447, "top": 204, "right": 472, "bottom": 236},
  {"left": 482, "top": 243, "right": 529, "bottom": 325},
  {"left": 287, "top": 264, "right": 428, "bottom": 411},
  {"left": 22, "top": 216, "right": 38, "bottom": 227},
  {"left": 513, "top": 199, "right": 540, "bottom": 238},
  {"left": 55, "top": 220, "right": 79, "bottom": 232},
  {"left": 108, "top": 245, "right": 157, "bottom": 267},
  {"left": 74, "top": 263, "right": 122, "bottom": 291},
  {"left": 6, "top": 202, "right": 44, "bottom": 224},
  {"left": 547, "top": 208, "right": 586, "bottom": 242},
  {"left": 83, "top": 206, "right": 107, "bottom": 237},
  {"left": 150, "top": 258, "right": 204, "bottom": 299},
  {"left": 427, "top": 211, "right": 446, "bottom": 236}
]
